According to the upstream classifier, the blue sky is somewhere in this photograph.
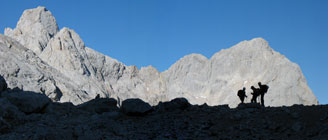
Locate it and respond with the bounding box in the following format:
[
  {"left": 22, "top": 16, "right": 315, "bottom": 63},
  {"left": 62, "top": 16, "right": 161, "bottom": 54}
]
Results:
[{"left": 1, "top": 0, "right": 327, "bottom": 104}]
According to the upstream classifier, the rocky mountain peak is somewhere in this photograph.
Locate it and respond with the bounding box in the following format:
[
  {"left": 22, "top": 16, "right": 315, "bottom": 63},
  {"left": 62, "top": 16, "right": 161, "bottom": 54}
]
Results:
[
  {"left": 4, "top": 6, "right": 58, "bottom": 54},
  {"left": 233, "top": 38, "right": 270, "bottom": 50},
  {"left": 181, "top": 53, "right": 208, "bottom": 62},
  {"left": 18, "top": 6, "right": 58, "bottom": 35},
  {"left": 140, "top": 65, "right": 159, "bottom": 74},
  {"left": 212, "top": 38, "right": 272, "bottom": 60},
  {"left": 48, "top": 27, "right": 85, "bottom": 50},
  {"left": 39, "top": 27, "right": 91, "bottom": 79},
  {"left": 164, "top": 53, "right": 208, "bottom": 74}
]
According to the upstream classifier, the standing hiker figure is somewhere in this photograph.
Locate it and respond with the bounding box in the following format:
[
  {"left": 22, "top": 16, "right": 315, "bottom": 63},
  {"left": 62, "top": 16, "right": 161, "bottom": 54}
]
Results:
[{"left": 258, "top": 82, "right": 269, "bottom": 106}]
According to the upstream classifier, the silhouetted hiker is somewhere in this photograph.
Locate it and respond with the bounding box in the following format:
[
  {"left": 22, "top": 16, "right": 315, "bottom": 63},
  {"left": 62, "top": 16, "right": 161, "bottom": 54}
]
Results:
[
  {"left": 95, "top": 94, "right": 100, "bottom": 99},
  {"left": 250, "top": 86, "right": 260, "bottom": 103},
  {"left": 237, "top": 87, "right": 247, "bottom": 103},
  {"left": 258, "top": 82, "right": 269, "bottom": 107}
]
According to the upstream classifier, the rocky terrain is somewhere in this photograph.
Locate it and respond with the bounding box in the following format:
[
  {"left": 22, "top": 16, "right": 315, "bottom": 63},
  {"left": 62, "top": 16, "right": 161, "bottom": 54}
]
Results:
[
  {"left": 0, "top": 6, "right": 318, "bottom": 107},
  {"left": 0, "top": 76, "right": 327, "bottom": 140}
]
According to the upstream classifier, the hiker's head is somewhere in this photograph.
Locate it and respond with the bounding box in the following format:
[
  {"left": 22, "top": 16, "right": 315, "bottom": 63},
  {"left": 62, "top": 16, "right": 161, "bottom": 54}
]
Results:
[
  {"left": 243, "top": 87, "right": 246, "bottom": 91},
  {"left": 258, "top": 82, "right": 262, "bottom": 86},
  {"left": 251, "top": 86, "right": 255, "bottom": 90}
]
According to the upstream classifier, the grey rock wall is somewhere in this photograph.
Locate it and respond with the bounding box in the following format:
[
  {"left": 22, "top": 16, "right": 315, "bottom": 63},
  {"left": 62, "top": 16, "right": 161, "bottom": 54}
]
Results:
[{"left": 162, "top": 38, "right": 318, "bottom": 107}]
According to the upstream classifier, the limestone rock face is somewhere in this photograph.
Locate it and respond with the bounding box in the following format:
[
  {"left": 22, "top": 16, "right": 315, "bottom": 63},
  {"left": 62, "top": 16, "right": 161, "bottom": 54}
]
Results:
[
  {"left": 0, "top": 6, "right": 318, "bottom": 107},
  {"left": 4, "top": 6, "right": 58, "bottom": 54},
  {"left": 110, "top": 65, "right": 167, "bottom": 105},
  {"left": 40, "top": 27, "right": 92, "bottom": 77},
  {"left": 162, "top": 54, "right": 209, "bottom": 104},
  {"left": 162, "top": 38, "right": 318, "bottom": 107},
  {"left": 0, "top": 34, "right": 60, "bottom": 99},
  {"left": 0, "top": 34, "right": 94, "bottom": 104},
  {"left": 39, "top": 27, "right": 110, "bottom": 100}
]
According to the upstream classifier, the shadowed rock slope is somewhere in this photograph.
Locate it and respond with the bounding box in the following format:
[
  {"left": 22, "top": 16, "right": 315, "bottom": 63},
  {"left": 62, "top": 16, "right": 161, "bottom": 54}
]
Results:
[
  {"left": 1, "top": 6, "right": 318, "bottom": 107},
  {"left": 0, "top": 79, "right": 327, "bottom": 140}
]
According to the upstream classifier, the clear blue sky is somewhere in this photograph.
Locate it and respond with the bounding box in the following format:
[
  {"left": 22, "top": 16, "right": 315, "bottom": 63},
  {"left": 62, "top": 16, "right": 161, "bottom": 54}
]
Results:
[{"left": 1, "top": 0, "right": 327, "bottom": 104}]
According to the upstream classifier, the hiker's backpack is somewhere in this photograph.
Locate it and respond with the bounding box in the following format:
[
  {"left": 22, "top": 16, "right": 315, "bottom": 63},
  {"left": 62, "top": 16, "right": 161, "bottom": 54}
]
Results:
[{"left": 262, "top": 85, "right": 269, "bottom": 93}]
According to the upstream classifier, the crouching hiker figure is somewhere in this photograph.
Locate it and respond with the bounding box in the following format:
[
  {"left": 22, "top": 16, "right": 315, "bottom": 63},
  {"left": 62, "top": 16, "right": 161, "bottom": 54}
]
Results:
[
  {"left": 237, "top": 87, "right": 247, "bottom": 103},
  {"left": 250, "top": 86, "right": 260, "bottom": 103}
]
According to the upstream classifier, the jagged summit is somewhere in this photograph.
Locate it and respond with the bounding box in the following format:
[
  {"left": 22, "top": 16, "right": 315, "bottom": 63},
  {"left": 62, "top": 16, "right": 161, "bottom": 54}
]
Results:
[
  {"left": 234, "top": 37, "right": 273, "bottom": 52},
  {"left": 0, "top": 6, "right": 318, "bottom": 107},
  {"left": 4, "top": 6, "right": 58, "bottom": 54},
  {"left": 211, "top": 37, "right": 272, "bottom": 59},
  {"left": 40, "top": 27, "right": 90, "bottom": 77}
]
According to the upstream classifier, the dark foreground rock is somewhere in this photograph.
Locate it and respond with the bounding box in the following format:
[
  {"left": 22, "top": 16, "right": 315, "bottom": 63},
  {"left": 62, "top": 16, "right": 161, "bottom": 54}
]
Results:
[
  {"left": 0, "top": 84, "right": 327, "bottom": 139},
  {"left": 1, "top": 90, "right": 51, "bottom": 114},
  {"left": 121, "top": 98, "right": 153, "bottom": 116},
  {"left": 1, "top": 89, "right": 51, "bottom": 114},
  {"left": 155, "top": 97, "right": 191, "bottom": 112},
  {"left": 77, "top": 98, "right": 119, "bottom": 114},
  {"left": 0, "top": 75, "right": 7, "bottom": 93}
]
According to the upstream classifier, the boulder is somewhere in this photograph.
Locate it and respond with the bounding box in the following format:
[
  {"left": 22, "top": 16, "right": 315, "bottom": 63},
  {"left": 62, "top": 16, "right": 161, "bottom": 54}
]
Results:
[
  {"left": 44, "top": 102, "right": 77, "bottom": 116},
  {"left": 156, "top": 98, "right": 191, "bottom": 112},
  {"left": 77, "top": 98, "right": 118, "bottom": 114},
  {"left": 121, "top": 98, "right": 153, "bottom": 116},
  {"left": 1, "top": 89, "right": 51, "bottom": 114},
  {"left": 168, "top": 98, "right": 191, "bottom": 109}
]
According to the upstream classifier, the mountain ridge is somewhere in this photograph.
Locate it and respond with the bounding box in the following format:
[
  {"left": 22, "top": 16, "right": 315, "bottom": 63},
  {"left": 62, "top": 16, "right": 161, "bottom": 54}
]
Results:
[{"left": 0, "top": 6, "right": 318, "bottom": 107}]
